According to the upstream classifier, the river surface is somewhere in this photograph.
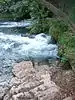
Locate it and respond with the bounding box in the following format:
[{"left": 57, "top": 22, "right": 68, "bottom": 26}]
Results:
[{"left": 0, "top": 20, "right": 58, "bottom": 86}]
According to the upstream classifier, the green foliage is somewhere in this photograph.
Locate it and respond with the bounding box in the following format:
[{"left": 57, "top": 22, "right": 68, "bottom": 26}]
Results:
[
  {"left": 29, "top": 0, "right": 53, "bottom": 20},
  {"left": 49, "top": 20, "right": 69, "bottom": 41},
  {"left": 0, "top": 12, "right": 13, "bottom": 20},
  {"left": 9, "top": 0, "right": 31, "bottom": 20},
  {"left": 0, "top": 0, "right": 31, "bottom": 20},
  {"left": 60, "top": 57, "right": 68, "bottom": 63},
  {"left": 0, "top": 0, "right": 51, "bottom": 20},
  {"left": 30, "top": 17, "right": 75, "bottom": 69},
  {"left": 29, "top": 19, "right": 51, "bottom": 34},
  {"left": 29, "top": 18, "right": 68, "bottom": 35},
  {"left": 48, "top": 19, "right": 75, "bottom": 68}
]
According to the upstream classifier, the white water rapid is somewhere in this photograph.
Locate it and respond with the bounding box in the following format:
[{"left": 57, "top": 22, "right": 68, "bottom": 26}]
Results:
[{"left": 0, "top": 20, "right": 58, "bottom": 86}]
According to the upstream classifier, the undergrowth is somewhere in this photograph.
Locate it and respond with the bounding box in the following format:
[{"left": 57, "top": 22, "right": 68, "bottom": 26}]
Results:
[{"left": 29, "top": 18, "right": 75, "bottom": 70}]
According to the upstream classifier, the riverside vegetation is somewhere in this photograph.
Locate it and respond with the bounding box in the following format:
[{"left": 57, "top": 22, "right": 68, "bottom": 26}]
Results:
[{"left": 0, "top": 0, "right": 75, "bottom": 70}]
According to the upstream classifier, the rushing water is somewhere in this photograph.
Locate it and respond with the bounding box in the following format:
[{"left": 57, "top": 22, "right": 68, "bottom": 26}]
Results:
[{"left": 0, "top": 20, "right": 58, "bottom": 86}]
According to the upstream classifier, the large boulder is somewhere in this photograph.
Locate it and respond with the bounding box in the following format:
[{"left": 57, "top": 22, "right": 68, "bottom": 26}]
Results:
[
  {"left": 3, "top": 61, "right": 75, "bottom": 100},
  {"left": 3, "top": 61, "right": 61, "bottom": 100}
]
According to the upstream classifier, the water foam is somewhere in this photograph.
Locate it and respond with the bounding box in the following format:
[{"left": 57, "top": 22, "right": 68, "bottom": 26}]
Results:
[
  {"left": 0, "top": 20, "right": 31, "bottom": 28},
  {"left": 0, "top": 32, "right": 58, "bottom": 61}
]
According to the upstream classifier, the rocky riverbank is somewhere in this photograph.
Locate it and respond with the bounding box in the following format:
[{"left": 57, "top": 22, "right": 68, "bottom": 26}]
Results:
[{"left": 0, "top": 61, "right": 75, "bottom": 100}]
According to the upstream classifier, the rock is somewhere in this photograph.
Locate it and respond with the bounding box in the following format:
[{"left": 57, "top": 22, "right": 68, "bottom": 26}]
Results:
[
  {"left": 10, "top": 77, "right": 21, "bottom": 86},
  {"left": 3, "top": 92, "right": 11, "bottom": 100},
  {"left": 12, "top": 61, "right": 34, "bottom": 78},
  {"left": 12, "top": 92, "right": 25, "bottom": 100},
  {"left": 0, "top": 86, "right": 9, "bottom": 100},
  {"left": 21, "top": 33, "right": 35, "bottom": 38},
  {"left": 3, "top": 61, "right": 75, "bottom": 100},
  {"left": 58, "top": 60, "right": 72, "bottom": 70},
  {"left": 63, "top": 97, "right": 72, "bottom": 100},
  {"left": 3, "top": 61, "right": 61, "bottom": 100}
]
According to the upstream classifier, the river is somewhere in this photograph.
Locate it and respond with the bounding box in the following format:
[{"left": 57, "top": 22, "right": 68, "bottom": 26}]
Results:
[{"left": 0, "top": 20, "right": 58, "bottom": 86}]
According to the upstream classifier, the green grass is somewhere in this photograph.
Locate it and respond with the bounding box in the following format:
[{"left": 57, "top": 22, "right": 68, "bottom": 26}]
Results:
[{"left": 49, "top": 20, "right": 75, "bottom": 70}]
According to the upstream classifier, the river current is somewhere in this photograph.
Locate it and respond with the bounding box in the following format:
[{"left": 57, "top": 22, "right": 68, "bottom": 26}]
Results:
[{"left": 0, "top": 20, "right": 58, "bottom": 86}]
